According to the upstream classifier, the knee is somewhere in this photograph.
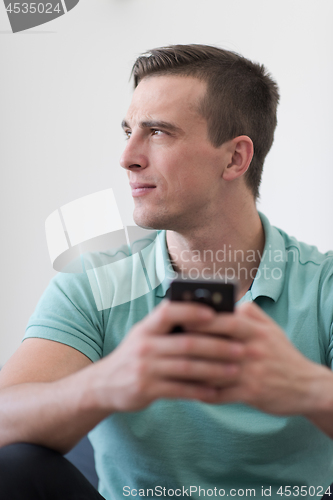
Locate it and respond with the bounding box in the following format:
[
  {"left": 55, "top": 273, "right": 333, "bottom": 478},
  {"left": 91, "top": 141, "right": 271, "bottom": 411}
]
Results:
[
  {"left": 0, "top": 442, "right": 59, "bottom": 471},
  {"left": 0, "top": 442, "right": 62, "bottom": 493},
  {"left": 0, "top": 443, "right": 102, "bottom": 500}
]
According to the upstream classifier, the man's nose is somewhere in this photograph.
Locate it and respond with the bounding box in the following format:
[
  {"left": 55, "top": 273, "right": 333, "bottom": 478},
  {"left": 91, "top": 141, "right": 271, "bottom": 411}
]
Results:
[{"left": 119, "top": 138, "right": 148, "bottom": 171}]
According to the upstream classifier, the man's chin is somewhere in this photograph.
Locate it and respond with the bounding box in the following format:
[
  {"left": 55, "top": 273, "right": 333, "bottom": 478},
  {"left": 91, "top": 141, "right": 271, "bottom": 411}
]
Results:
[
  {"left": 133, "top": 211, "right": 167, "bottom": 231},
  {"left": 133, "top": 217, "right": 162, "bottom": 231}
]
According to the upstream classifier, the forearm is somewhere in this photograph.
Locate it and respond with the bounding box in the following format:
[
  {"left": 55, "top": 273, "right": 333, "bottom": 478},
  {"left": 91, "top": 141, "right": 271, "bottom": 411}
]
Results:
[
  {"left": 0, "top": 364, "right": 110, "bottom": 454},
  {"left": 303, "top": 364, "right": 333, "bottom": 439}
]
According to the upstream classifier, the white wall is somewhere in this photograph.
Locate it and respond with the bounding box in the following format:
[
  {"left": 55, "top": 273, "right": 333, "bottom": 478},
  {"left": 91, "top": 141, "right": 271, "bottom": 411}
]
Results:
[{"left": 0, "top": 0, "right": 332, "bottom": 366}]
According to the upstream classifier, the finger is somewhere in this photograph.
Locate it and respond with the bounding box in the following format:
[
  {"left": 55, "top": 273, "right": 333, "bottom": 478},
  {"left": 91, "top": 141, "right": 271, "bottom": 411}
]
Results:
[
  {"left": 200, "top": 384, "right": 243, "bottom": 405},
  {"left": 192, "top": 313, "right": 260, "bottom": 341},
  {"left": 149, "top": 358, "right": 240, "bottom": 385},
  {"left": 140, "top": 299, "right": 215, "bottom": 337},
  {"left": 148, "top": 379, "right": 228, "bottom": 403},
  {"left": 151, "top": 334, "right": 245, "bottom": 361}
]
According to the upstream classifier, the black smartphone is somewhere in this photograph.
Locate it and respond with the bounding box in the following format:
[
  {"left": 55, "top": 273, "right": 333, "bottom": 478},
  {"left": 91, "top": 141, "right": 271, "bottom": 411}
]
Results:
[{"left": 168, "top": 277, "right": 235, "bottom": 333}]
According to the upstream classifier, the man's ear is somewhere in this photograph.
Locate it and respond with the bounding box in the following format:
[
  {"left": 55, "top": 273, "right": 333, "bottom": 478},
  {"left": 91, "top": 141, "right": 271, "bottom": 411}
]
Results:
[{"left": 222, "top": 136, "right": 254, "bottom": 181}]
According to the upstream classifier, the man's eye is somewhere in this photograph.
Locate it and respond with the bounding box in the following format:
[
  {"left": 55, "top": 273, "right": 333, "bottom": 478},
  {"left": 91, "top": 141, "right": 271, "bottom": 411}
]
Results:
[
  {"left": 124, "top": 130, "right": 131, "bottom": 139},
  {"left": 151, "top": 129, "right": 164, "bottom": 136}
]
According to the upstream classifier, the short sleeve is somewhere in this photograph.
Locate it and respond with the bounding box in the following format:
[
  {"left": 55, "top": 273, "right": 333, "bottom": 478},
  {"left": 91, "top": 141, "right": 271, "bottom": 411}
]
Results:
[
  {"left": 319, "top": 258, "right": 333, "bottom": 368},
  {"left": 24, "top": 269, "right": 105, "bottom": 362}
]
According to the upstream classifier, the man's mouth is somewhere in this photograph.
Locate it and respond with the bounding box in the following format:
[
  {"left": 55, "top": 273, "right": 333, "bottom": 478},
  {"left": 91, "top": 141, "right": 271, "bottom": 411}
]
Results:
[{"left": 130, "top": 182, "right": 156, "bottom": 197}]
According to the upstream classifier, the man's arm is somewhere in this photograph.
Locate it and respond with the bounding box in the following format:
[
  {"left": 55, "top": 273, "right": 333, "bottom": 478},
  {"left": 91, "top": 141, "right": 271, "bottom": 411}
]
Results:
[
  {"left": 0, "top": 301, "right": 243, "bottom": 454},
  {"left": 0, "top": 338, "right": 109, "bottom": 454}
]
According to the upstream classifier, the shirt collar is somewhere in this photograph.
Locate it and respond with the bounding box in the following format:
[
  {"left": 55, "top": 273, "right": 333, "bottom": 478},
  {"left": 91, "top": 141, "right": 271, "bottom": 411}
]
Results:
[
  {"left": 249, "top": 211, "right": 286, "bottom": 303},
  {"left": 154, "top": 212, "right": 287, "bottom": 303},
  {"left": 154, "top": 231, "right": 175, "bottom": 298}
]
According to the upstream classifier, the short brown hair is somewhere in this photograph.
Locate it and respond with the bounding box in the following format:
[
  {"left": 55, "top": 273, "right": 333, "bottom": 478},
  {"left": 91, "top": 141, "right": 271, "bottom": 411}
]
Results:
[{"left": 131, "top": 44, "right": 279, "bottom": 199}]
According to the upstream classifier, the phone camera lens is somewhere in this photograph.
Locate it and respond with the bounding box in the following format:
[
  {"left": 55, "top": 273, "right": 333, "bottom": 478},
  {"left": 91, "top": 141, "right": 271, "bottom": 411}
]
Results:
[
  {"left": 194, "top": 288, "right": 211, "bottom": 301},
  {"left": 212, "top": 292, "right": 223, "bottom": 304}
]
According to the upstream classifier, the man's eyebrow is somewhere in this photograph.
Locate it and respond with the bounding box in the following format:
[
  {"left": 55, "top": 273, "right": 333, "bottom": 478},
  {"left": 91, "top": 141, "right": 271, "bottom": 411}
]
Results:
[
  {"left": 141, "top": 120, "right": 183, "bottom": 134},
  {"left": 121, "top": 119, "right": 183, "bottom": 134}
]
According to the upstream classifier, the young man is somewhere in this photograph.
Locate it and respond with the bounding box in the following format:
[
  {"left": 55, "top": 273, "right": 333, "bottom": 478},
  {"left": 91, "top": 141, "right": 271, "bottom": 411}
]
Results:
[{"left": 0, "top": 45, "right": 333, "bottom": 500}]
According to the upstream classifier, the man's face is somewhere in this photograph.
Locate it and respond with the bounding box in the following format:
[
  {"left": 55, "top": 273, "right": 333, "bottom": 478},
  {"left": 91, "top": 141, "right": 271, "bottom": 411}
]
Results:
[{"left": 120, "top": 75, "right": 229, "bottom": 231}]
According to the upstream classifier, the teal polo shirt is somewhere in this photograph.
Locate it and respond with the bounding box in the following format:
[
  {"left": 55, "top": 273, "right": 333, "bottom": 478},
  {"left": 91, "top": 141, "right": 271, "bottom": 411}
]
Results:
[{"left": 24, "top": 212, "right": 333, "bottom": 499}]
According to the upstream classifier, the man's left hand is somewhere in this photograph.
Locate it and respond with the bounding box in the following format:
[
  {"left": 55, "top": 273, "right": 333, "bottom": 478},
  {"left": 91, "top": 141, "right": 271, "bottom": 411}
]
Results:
[{"left": 191, "top": 301, "right": 332, "bottom": 417}]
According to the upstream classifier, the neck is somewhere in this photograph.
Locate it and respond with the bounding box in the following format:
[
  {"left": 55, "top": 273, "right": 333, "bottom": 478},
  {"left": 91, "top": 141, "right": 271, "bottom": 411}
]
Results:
[{"left": 166, "top": 201, "right": 264, "bottom": 302}]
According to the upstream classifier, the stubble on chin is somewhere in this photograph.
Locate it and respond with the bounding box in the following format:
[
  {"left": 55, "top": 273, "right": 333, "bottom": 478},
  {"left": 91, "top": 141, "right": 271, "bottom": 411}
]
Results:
[{"left": 132, "top": 205, "right": 174, "bottom": 231}]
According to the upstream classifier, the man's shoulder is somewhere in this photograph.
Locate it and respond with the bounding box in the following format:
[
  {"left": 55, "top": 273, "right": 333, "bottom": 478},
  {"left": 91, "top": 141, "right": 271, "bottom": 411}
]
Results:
[
  {"left": 272, "top": 225, "right": 333, "bottom": 293},
  {"left": 259, "top": 212, "right": 333, "bottom": 282},
  {"left": 76, "top": 230, "right": 166, "bottom": 312},
  {"left": 276, "top": 226, "right": 333, "bottom": 267}
]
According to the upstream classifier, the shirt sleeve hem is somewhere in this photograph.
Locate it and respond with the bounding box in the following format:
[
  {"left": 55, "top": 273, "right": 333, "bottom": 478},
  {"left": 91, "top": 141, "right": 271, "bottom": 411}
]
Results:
[{"left": 23, "top": 327, "right": 102, "bottom": 363}]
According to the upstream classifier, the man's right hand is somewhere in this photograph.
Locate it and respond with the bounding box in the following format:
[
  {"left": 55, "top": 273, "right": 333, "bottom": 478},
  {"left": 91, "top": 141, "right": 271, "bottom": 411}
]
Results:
[{"left": 91, "top": 299, "right": 244, "bottom": 413}]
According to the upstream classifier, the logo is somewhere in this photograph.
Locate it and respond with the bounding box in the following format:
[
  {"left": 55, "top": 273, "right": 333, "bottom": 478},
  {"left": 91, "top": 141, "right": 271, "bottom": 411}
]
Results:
[
  {"left": 45, "top": 189, "right": 165, "bottom": 311},
  {"left": 3, "top": 0, "right": 80, "bottom": 33}
]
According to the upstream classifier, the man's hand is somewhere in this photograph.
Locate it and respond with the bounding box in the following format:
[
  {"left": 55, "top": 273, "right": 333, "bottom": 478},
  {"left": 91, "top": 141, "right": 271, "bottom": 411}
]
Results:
[
  {"left": 90, "top": 300, "right": 245, "bottom": 412},
  {"left": 192, "top": 301, "right": 333, "bottom": 418}
]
